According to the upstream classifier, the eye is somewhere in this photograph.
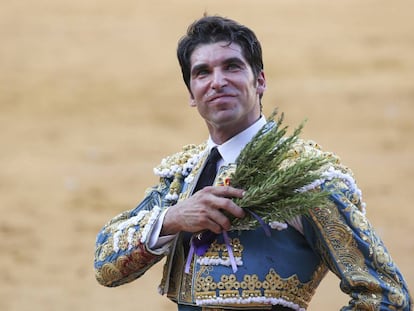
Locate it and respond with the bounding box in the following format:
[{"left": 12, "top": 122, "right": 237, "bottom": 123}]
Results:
[
  {"left": 191, "top": 65, "right": 211, "bottom": 79},
  {"left": 226, "top": 62, "right": 242, "bottom": 71},
  {"left": 196, "top": 69, "right": 210, "bottom": 77}
]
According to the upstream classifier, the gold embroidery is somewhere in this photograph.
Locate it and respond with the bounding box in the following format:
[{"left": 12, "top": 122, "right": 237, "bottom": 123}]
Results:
[
  {"left": 117, "top": 231, "right": 129, "bottom": 251},
  {"left": 130, "top": 230, "right": 141, "bottom": 247},
  {"left": 203, "top": 238, "right": 244, "bottom": 260},
  {"left": 350, "top": 207, "right": 410, "bottom": 308},
  {"left": 169, "top": 172, "right": 183, "bottom": 195},
  {"left": 97, "top": 262, "right": 123, "bottom": 286},
  {"left": 97, "top": 236, "right": 114, "bottom": 262},
  {"left": 221, "top": 290, "right": 240, "bottom": 298},
  {"left": 309, "top": 198, "right": 409, "bottom": 308},
  {"left": 389, "top": 286, "right": 407, "bottom": 308},
  {"left": 97, "top": 242, "right": 161, "bottom": 287},
  {"left": 195, "top": 267, "right": 326, "bottom": 309},
  {"left": 311, "top": 203, "right": 379, "bottom": 276}
]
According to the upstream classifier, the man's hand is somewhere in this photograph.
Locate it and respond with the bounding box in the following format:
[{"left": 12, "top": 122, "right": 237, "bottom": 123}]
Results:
[{"left": 161, "top": 186, "right": 245, "bottom": 235}]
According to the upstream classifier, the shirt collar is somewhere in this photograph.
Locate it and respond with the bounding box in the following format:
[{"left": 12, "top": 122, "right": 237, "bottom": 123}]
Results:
[{"left": 207, "top": 115, "right": 267, "bottom": 165}]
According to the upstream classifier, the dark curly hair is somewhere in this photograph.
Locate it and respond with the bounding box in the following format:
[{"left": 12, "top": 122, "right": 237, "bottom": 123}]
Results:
[{"left": 177, "top": 15, "right": 264, "bottom": 93}]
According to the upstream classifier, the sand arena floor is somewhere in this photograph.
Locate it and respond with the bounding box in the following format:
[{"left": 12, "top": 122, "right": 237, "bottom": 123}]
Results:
[{"left": 1, "top": 1, "right": 413, "bottom": 310}]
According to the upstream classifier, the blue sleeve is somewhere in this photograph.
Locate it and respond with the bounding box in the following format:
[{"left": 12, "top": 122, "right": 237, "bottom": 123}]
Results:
[
  {"left": 94, "top": 180, "right": 172, "bottom": 287},
  {"left": 302, "top": 180, "right": 412, "bottom": 310}
]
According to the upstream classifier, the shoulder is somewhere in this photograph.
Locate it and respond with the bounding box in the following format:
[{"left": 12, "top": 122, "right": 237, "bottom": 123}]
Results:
[
  {"left": 289, "top": 139, "right": 338, "bottom": 161},
  {"left": 282, "top": 137, "right": 358, "bottom": 192},
  {"left": 281, "top": 138, "right": 342, "bottom": 172},
  {"left": 153, "top": 143, "right": 207, "bottom": 178},
  {"left": 290, "top": 139, "right": 366, "bottom": 213}
]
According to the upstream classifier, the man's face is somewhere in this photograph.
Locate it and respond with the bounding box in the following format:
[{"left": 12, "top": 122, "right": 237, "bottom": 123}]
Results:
[{"left": 189, "top": 41, "right": 266, "bottom": 143}]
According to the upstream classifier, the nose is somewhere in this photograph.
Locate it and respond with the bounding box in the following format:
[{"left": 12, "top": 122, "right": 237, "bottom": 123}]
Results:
[{"left": 211, "top": 69, "right": 227, "bottom": 90}]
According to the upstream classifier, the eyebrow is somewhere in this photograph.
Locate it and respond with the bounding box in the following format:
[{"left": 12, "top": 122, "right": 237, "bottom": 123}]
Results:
[
  {"left": 191, "top": 63, "right": 209, "bottom": 76},
  {"left": 191, "top": 57, "right": 246, "bottom": 76},
  {"left": 223, "top": 57, "right": 246, "bottom": 67}
]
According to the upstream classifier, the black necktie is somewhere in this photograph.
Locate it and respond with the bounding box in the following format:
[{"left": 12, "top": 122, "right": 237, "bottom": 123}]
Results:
[
  {"left": 193, "top": 147, "right": 222, "bottom": 193},
  {"left": 183, "top": 147, "right": 222, "bottom": 255}
]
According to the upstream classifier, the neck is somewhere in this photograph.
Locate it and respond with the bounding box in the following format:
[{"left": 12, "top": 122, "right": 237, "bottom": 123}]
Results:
[{"left": 207, "top": 115, "right": 261, "bottom": 145}]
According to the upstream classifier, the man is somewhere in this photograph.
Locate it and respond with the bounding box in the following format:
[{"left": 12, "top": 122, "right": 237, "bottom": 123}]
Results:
[{"left": 94, "top": 16, "right": 411, "bottom": 310}]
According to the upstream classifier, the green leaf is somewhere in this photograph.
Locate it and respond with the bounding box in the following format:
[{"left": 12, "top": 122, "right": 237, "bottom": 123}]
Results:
[{"left": 229, "top": 110, "right": 333, "bottom": 230}]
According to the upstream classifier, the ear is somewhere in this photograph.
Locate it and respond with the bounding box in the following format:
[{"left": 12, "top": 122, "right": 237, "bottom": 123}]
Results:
[
  {"left": 188, "top": 88, "right": 197, "bottom": 106},
  {"left": 256, "top": 71, "right": 266, "bottom": 96},
  {"left": 189, "top": 96, "right": 197, "bottom": 107}
]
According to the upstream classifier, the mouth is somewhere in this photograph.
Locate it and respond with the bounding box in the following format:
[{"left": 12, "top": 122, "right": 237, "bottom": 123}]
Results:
[{"left": 207, "top": 93, "right": 235, "bottom": 103}]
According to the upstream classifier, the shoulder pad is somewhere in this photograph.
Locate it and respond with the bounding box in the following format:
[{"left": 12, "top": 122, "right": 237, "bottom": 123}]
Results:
[{"left": 153, "top": 143, "right": 207, "bottom": 178}]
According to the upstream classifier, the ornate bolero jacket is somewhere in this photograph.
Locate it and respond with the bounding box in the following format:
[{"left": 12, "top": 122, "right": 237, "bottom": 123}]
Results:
[{"left": 94, "top": 140, "right": 411, "bottom": 310}]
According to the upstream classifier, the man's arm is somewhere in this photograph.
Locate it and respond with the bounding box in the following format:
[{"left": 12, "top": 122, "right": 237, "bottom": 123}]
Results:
[
  {"left": 94, "top": 183, "right": 172, "bottom": 287},
  {"left": 303, "top": 180, "right": 412, "bottom": 310},
  {"left": 94, "top": 179, "right": 246, "bottom": 287}
]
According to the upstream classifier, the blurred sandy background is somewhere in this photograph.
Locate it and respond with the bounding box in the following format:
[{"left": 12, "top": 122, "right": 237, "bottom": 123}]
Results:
[{"left": 1, "top": 0, "right": 413, "bottom": 310}]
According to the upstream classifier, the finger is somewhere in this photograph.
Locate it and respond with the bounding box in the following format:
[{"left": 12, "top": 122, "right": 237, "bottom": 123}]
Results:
[
  {"left": 206, "top": 206, "right": 233, "bottom": 231},
  {"left": 186, "top": 208, "right": 225, "bottom": 234},
  {"left": 197, "top": 187, "right": 246, "bottom": 219},
  {"left": 208, "top": 185, "right": 245, "bottom": 199},
  {"left": 212, "top": 196, "right": 246, "bottom": 219},
  {"left": 205, "top": 218, "right": 225, "bottom": 234}
]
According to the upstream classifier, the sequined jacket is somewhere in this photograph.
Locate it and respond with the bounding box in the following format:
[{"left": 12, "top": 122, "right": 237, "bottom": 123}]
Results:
[{"left": 94, "top": 140, "right": 411, "bottom": 310}]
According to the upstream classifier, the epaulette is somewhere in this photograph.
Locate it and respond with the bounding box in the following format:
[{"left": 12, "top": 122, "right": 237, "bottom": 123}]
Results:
[
  {"left": 288, "top": 139, "right": 366, "bottom": 213},
  {"left": 153, "top": 143, "right": 207, "bottom": 179},
  {"left": 284, "top": 138, "right": 341, "bottom": 168}
]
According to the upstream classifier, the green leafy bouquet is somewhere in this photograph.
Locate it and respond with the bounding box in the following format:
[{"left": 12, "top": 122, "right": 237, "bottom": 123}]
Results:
[{"left": 228, "top": 110, "right": 334, "bottom": 229}]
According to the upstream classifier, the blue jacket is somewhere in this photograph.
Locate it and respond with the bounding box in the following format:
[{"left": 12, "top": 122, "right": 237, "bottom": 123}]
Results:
[{"left": 94, "top": 140, "right": 411, "bottom": 310}]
